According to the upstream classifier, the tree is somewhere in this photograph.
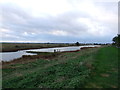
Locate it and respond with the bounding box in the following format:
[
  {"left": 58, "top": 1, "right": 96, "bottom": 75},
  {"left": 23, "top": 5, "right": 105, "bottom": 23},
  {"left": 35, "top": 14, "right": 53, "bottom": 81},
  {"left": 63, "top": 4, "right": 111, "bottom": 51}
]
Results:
[
  {"left": 112, "top": 34, "right": 120, "bottom": 47},
  {"left": 75, "top": 42, "right": 80, "bottom": 46}
]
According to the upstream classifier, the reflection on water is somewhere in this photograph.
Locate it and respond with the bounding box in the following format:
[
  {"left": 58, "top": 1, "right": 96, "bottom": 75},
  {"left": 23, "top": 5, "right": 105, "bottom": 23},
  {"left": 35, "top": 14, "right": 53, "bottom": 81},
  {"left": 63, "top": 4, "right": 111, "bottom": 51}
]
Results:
[
  {"left": 25, "top": 46, "right": 81, "bottom": 52},
  {"left": 0, "top": 45, "right": 100, "bottom": 61},
  {"left": 25, "top": 45, "right": 100, "bottom": 52},
  {"left": 0, "top": 51, "right": 37, "bottom": 61}
]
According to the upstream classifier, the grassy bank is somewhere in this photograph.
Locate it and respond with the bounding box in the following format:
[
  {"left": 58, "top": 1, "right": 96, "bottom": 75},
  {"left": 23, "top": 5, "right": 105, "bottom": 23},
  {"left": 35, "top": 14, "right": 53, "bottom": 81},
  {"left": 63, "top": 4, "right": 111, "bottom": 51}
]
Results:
[
  {"left": 2, "top": 46, "right": 118, "bottom": 88},
  {"left": 85, "top": 46, "right": 118, "bottom": 88}
]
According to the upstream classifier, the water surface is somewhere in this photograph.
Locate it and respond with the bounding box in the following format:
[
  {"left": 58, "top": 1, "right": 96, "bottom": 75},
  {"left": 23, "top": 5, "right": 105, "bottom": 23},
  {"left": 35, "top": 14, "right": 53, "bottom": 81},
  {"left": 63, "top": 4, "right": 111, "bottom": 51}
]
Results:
[{"left": 0, "top": 45, "right": 100, "bottom": 61}]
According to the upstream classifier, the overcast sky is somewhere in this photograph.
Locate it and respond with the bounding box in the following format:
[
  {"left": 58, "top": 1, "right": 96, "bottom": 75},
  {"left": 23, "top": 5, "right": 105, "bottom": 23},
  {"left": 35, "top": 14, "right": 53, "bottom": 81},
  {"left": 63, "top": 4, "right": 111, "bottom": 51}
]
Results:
[{"left": 0, "top": 0, "right": 119, "bottom": 43}]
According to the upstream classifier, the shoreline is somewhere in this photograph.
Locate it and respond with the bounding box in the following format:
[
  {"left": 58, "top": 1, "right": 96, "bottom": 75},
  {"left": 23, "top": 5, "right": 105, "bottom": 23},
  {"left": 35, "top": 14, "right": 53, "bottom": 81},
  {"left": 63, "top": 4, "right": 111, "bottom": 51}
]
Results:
[
  {"left": 2, "top": 50, "right": 80, "bottom": 65},
  {"left": 1, "top": 45, "right": 100, "bottom": 52},
  {"left": 1, "top": 45, "right": 78, "bottom": 52},
  {"left": 2, "top": 47, "right": 98, "bottom": 65}
]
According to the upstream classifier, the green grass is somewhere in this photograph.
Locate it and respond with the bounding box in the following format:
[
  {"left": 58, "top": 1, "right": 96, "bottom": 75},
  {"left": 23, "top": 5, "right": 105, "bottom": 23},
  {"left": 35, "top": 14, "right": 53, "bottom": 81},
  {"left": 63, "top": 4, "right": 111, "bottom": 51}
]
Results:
[
  {"left": 85, "top": 46, "right": 118, "bottom": 88},
  {"left": 2, "top": 46, "right": 119, "bottom": 88}
]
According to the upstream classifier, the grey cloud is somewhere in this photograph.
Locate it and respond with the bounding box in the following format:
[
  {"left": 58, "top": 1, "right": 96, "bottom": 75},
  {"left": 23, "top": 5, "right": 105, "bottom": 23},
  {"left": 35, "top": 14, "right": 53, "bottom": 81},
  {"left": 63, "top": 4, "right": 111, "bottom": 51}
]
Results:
[
  {"left": 0, "top": 2, "right": 117, "bottom": 43},
  {"left": 1, "top": 4, "right": 89, "bottom": 36}
]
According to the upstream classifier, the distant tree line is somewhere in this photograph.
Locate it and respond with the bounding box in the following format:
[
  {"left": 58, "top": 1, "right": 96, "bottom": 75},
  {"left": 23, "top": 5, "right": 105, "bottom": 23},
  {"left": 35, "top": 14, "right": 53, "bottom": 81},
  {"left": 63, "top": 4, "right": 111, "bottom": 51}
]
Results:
[{"left": 75, "top": 42, "right": 110, "bottom": 46}]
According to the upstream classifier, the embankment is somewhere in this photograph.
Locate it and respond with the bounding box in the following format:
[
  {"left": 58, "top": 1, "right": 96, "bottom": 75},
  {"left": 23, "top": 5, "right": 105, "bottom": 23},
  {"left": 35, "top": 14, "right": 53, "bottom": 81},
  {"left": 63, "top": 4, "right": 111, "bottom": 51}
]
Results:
[{"left": 2, "top": 46, "right": 118, "bottom": 88}]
